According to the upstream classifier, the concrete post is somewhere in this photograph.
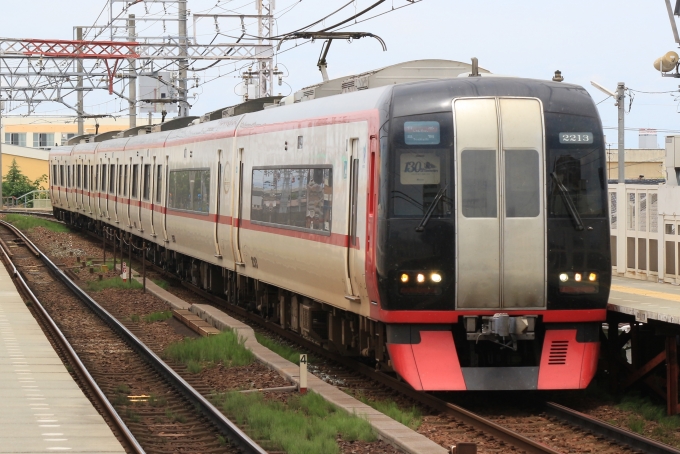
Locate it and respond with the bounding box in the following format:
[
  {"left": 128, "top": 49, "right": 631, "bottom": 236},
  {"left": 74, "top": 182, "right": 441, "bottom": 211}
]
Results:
[
  {"left": 128, "top": 15, "right": 137, "bottom": 129},
  {"left": 77, "top": 27, "right": 84, "bottom": 136}
]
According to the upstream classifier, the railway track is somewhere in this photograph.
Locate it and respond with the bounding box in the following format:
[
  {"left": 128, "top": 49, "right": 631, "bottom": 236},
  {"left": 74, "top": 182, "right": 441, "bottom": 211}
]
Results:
[
  {"left": 0, "top": 219, "right": 267, "bottom": 454},
  {"left": 6, "top": 213, "right": 680, "bottom": 454}
]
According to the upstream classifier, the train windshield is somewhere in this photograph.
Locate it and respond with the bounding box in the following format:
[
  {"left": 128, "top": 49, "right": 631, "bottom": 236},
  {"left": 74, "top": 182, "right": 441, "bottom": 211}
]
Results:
[
  {"left": 546, "top": 113, "right": 606, "bottom": 219},
  {"left": 388, "top": 113, "right": 454, "bottom": 218}
]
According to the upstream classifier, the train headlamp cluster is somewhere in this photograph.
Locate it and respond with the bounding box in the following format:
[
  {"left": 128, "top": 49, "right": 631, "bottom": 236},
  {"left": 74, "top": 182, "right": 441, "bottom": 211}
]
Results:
[
  {"left": 398, "top": 271, "right": 443, "bottom": 295},
  {"left": 558, "top": 271, "right": 599, "bottom": 294}
]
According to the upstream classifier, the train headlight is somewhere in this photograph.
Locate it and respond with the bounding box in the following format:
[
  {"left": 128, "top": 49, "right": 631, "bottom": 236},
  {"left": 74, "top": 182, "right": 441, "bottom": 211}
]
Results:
[
  {"left": 431, "top": 273, "right": 442, "bottom": 283},
  {"left": 400, "top": 273, "right": 409, "bottom": 283},
  {"left": 574, "top": 273, "right": 582, "bottom": 282},
  {"left": 416, "top": 273, "right": 425, "bottom": 283},
  {"left": 589, "top": 273, "right": 597, "bottom": 282},
  {"left": 559, "top": 273, "right": 569, "bottom": 282}
]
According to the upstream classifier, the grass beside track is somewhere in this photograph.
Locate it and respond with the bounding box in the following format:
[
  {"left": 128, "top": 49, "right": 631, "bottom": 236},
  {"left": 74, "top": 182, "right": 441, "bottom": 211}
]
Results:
[
  {"left": 255, "top": 333, "right": 302, "bottom": 365},
  {"left": 87, "top": 276, "right": 142, "bottom": 292},
  {"left": 4, "top": 213, "right": 69, "bottom": 233},
  {"left": 619, "top": 395, "right": 680, "bottom": 445},
  {"left": 214, "top": 391, "right": 376, "bottom": 454},
  {"left": 163, "top": 330, "right": 253, "bottom": 372},
  {"left": 349, "top": 390, "right": 422, "bottom": 430},
  {"left": 143, "top": 310, "right": 173, "bottom": 323}
]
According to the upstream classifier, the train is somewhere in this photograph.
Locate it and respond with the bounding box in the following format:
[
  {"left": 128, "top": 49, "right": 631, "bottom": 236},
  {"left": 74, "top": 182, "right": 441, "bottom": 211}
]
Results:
[{"left": 50, "top": 66, "right": 611, "bottom": 391}]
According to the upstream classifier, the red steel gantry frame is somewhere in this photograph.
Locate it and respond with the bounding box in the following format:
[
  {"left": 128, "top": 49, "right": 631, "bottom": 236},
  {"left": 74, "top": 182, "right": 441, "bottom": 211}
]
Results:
[{"left": 5, "top": 38, "right": 139, "bottom": 94}]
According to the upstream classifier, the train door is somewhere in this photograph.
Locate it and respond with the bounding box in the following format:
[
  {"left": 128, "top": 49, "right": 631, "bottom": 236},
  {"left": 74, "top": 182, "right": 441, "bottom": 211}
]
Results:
[
  {"left": 453, "top": 97, "right": 546, "bottom": 309},
  {"left": 213, "top": 149, "right": 223, "bottom": 259},
  {"left": 345, "top": 139, "right": 361, "bottom": 300},
  {"left": 150, "top": 156, "right": 158, "bottom": 237},
  {"left": 231, "top": 147, "right": 245, "bottom": 266},
  {"left": 140, "top": 157, "right": 153, "bottom": 235}
]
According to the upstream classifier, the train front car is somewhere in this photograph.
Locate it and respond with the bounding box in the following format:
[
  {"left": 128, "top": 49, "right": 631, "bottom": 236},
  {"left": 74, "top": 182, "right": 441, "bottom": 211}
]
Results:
[{"left": 374, "top": 77, "right": 610, "bottom": 391}]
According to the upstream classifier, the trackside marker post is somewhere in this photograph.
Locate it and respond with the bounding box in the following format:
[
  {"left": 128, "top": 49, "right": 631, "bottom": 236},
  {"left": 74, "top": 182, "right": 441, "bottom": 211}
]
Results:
[
  {"left": 299, "top": 354, "right": 307, "bottom": 394},
  {"left": 121, "top": 261, "right": 128, "bottom": 282}
]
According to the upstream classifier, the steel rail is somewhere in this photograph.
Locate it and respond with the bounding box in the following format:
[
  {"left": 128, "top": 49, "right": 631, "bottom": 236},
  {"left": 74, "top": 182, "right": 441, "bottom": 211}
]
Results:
[
  {"left": 182, "top": 281, "right": 560, "bottom": 454},
  {"left": 546, "top": 402, "right": 680, "bottom": 454},
  {"left": 0, "top": 220, "right": 267, "bottom": 454},
  {"left": 0, "top": 221, "right": 145, "bottom": 454}
]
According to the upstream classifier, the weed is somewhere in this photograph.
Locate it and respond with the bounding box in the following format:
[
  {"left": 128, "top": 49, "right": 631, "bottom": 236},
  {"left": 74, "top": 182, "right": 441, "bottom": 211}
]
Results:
[
  {"left": 5, "top": 214, "right": 69, "bottom": 233},
  {"left": 255, "top": 333, "right": 302, "bottom": 365},
  {"left": 217, "top": 435, "right": 226, "bottom": 446},
  {"left": 124, "top": 408, "right": 141, "bottom": 423},
  {"left": 148, "top": 394, "right": 168, "bottom": 407},
  {"left": 627, "top": 415, "right": 645, "bottom": 433},
  {"left": 152, "top": 278, "right": 169, "bottom": 290},
  {"left": 129, "top": 314, "right": 141, "bottom": 323},
  {"left": 25, "top": 301, "right": 32, "bottom": 307},
  {"left": 112, "top": 393, "right": 128, "bottom": 406},
  {"left": 186, "top": 360, "right": 203, "bottom": 374},
  {"left": 115, "top": 384, "right": 131, "bottom": 394},
  {"left": 73, "top": 267, "right": 80, "bottom": 274},
  {"left": 65, "top": 364, "right": 73, "bottom": 373},
  {"left": 165, "top": 409, "right": 187, "bottom": 423},
  {"left": 143, "top": 310, "right": 173, "bottom": 323},
  {"left": 352, "top": 391, "right": 422, "bottom": 430},
  {"left": 215, "top": 391, "right": 375, "bottom": 454},
  {"left": 163, "top": 330, "right": 254, "bottom": 368},
  {"left": 86, "top": 276, "right": 142, "bottom": 292}
]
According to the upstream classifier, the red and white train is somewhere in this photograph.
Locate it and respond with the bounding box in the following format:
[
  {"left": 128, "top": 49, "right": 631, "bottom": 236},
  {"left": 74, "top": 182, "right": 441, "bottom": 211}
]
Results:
[{"left": 51, "top": 70, "right": 610, "bottom": 391}]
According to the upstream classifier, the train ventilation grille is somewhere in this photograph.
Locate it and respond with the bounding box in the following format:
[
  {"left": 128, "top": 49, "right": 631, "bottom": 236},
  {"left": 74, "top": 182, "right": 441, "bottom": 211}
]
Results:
[{"left": 548, "top": 340, "right": 569, "bottom": 365}]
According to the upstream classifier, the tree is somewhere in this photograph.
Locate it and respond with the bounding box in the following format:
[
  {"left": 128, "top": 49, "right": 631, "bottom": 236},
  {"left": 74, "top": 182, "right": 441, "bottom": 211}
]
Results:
[{"left": 2, "top": 159, "right": 48, "bottom": 199}]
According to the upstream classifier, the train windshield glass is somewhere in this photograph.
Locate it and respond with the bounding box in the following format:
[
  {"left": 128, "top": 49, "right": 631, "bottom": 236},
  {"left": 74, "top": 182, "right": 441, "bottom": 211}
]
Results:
[
  {"left": 389, "top": 113, "right": 454, "bottom": 218},
  {"left": 546, "top": 113, "right": 606, "bottom": 218}
]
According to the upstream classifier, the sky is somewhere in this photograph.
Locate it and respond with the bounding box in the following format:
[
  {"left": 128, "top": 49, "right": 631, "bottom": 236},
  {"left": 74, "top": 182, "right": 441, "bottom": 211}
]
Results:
[{"left": 0, "top": 0, "right": 679, "bottom": 148}]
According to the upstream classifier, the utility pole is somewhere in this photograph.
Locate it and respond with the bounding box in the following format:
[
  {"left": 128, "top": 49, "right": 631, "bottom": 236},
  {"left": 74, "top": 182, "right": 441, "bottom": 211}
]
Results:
[
  {"left": 0, "top": 92, "right": 3, "bottom": 207},
  {"left": 128, "top": 15, "right": 137, "bottom": 129},
  {"left": 76, "top": 27, "right": 84, "bottom": 136},
  {"left": 617, "top": 82, "right": 626, "bottom": 183},
  {"left": 257, "top": 0, "right": 274, "bottom": 98},
  {"left": 178, "top": 0, "right": 189, "bottom": 117},
  {"left": 615, "top": 81, "right": 626, "bottom": 276}
]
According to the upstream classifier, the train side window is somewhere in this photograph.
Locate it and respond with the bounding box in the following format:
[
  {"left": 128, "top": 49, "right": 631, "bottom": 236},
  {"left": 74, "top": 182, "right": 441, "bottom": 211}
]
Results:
[
  {"left": 132, "top": 164, "right": 139, "bottom": 198},
  {"left": 59, "top": 165, "right": 64, "bottom": 186},
  {"left": 52, "top": 165, "right": 58, "bottom": 185},
  {"left": 94, "top": 165, "right": 99, "bottom": 191},
  {"left": 67, "top": 166, "right": 71, "bottom": 188},
  {"left": 101, "top": 164, "right": 107, "bottom": 192},
  {"left": 461, "top": 149, "right": 497, "bottom": 218},
  {"left": 251, "top": 167, "right": 332, "bottom": 233},
  {"left": 109, "top": 165, "right": 115, "bottom": 193},
  {"left": 167, "top": 169, "right": 211, "bottom": 213},
  {"left": 142, "top": 164, "right": 151, "bottom": 200},
  {"left": 505, "top": 149, "right": 539, "bottom": 218},
  {"left": 124, "top": 165, "right": 129, "bottom": 196},
  {"left": 117, "top": 165, "right": 123, "bottom": 195},
  {"left": 156, "top": 165, "right": 163, "bottom": 203},
  {"left": 83, "top": 165, "right": 89, "bottom": 190},
  {"left": 77, "top": 164, "right": 82, "bottom": 188}
]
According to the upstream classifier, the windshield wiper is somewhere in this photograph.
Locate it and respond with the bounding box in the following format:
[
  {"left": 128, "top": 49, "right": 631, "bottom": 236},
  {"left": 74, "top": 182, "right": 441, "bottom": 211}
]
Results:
[
  {"left": 416, "top": 184, "right": 449, "bottom": 232},
  {"left": 550, "top": 172, "right": 584, "bottom": 231}
]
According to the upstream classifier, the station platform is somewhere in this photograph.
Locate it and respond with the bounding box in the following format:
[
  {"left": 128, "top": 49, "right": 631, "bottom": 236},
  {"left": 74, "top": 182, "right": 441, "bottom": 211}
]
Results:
[
  {"left": 0, "top": 262, "right": 125, "bottom": 452},
  {"left": 609, "top": 276, "right": 680, "bottom": 324}
]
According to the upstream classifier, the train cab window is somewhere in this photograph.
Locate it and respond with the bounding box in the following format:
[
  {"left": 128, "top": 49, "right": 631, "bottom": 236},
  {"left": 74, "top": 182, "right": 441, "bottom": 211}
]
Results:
[
  {"left": 143, "top": 164, "right": 151, "bottom": 200},
  {"left": 124, "top": 165, "right": 129, "bottom": 196},
  {"left": 59, "top": 165, "right": 64, "bottom": 186},
  {"left": 168, "top": 169, "right": 211, "bottom": 213},
  {"left": 461, "top": 150, "right": 497, "bottom": 218},
  {"left": 101, "top": 164, "right": 107, "bottom": 192},
  {"left": 546, "top": 113, "right": 605, "bottom": 218},
  {"left": 109, "top": 165, "right": 115, "bottom": 193},
  {"left": 505, "top": 150, "right": 540, "bottom": 217},
  {"left": 251, "top": 167, "right": 332, "bottom": 233},
  {"left": 156, "top": 165, "right": 163, "bottom": 203},
  {"left": 389, "top": 114, "right": 453, "bottom": 219},
  {"left": 131, "top": 164, "right": 139, "bottom": 198},
  {"left": 83, "top": 165, "right": 89, "bottom": 190}
]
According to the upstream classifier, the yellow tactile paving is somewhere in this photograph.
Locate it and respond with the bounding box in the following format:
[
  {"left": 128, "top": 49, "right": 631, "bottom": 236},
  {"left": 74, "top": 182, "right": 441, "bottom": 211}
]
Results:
[{"left": 610, "top": 284, "right": 680, "bottom": 303}]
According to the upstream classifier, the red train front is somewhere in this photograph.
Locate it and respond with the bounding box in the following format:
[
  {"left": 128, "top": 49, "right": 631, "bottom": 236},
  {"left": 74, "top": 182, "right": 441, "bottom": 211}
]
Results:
[{"left": 371, "top": 77, "right": 610, "bottom": 390}]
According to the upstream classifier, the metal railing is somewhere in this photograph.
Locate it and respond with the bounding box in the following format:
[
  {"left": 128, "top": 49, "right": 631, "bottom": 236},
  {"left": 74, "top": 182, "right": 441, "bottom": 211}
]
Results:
[{"left": 2, "top": 189, "right": 51, "bottom": 210}]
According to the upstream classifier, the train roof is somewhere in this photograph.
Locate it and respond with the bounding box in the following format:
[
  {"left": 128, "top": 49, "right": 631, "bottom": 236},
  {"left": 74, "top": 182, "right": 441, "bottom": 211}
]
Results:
[{"left": 391, "top": 76, "right": 597, "bottom": 118}]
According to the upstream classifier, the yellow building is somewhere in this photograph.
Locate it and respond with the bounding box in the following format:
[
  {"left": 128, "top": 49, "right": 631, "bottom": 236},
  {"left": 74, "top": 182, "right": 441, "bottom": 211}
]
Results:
[
  {"left": 1, "top": 144, "right": 50, "bottom": 185},
  {"left": 3, "top": 116, "right": 132, "bottom": 148}
]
